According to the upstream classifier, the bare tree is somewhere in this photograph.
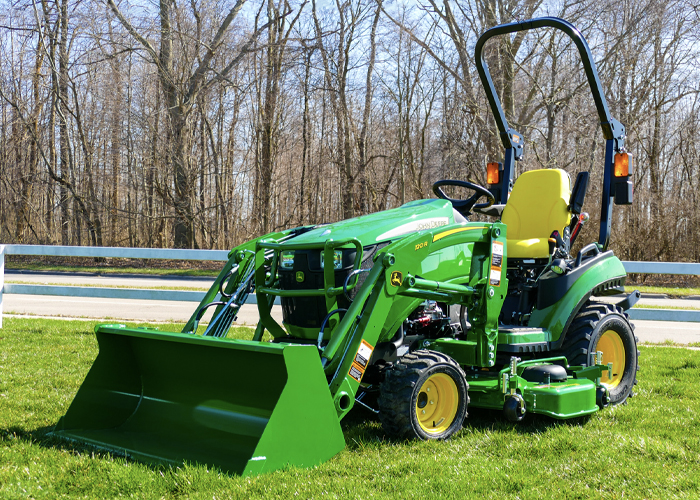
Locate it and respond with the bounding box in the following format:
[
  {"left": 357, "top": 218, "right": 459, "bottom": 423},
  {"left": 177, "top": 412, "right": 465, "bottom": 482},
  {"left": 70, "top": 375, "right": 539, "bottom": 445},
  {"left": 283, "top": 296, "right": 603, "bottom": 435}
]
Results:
[
  {"left": 0, "top": 0, "right": 699, "bottom": 266},
  {"left": 107, "top": 0, "right": 272, "bottom": 247},
  {"left": 252, "top": 0, "right": 304, "bottom": 234}
]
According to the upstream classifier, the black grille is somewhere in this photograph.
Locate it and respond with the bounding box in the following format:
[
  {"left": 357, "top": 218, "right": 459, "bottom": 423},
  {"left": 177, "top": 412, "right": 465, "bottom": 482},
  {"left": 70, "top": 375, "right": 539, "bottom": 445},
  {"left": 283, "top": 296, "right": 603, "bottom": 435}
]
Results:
[{"left": 279, "top": 243, "right": 387, "bottom": 329}]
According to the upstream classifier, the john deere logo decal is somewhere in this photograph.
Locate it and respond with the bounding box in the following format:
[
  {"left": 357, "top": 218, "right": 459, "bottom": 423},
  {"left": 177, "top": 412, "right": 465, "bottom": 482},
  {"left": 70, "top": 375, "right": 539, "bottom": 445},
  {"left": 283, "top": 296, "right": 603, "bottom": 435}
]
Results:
[
  {"left": 296, "top": 271, "right": 305, "bottom": 283},
  {"left": 390, "top": 271, "right": 403, "bottom": 287}
]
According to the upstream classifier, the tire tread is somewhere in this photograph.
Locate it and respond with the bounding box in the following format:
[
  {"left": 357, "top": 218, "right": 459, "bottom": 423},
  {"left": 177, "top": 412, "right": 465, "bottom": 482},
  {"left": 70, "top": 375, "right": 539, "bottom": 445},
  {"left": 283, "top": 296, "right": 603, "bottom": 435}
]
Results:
[
  {"left": 555, "top": 301, "right": 639, "bottom": 404},
  {"left": 378, "top": 350, "right": 468, "bottom": 440}
]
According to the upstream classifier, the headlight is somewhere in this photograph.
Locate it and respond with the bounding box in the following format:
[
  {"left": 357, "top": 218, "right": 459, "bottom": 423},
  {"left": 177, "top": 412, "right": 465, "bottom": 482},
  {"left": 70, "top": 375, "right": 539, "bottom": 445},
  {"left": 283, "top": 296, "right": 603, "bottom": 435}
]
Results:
[
  {"left": 320, "top": 250, "right": 343, "bottom": 270},
  {"left": 280, "top": 251, "right": 295, "bottom": 269}
]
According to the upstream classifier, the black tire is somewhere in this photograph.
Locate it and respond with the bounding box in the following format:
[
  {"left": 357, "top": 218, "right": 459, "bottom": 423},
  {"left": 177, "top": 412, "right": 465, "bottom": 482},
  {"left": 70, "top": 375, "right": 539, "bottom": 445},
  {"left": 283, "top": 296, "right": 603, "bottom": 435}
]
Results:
[
  {"left": 504, "top": 395, "right": 526, "bottom": 422},
  {"left": 378, "top": 350, "right": 468, "bottom": 440},
  {"left": 555, "top": 301, "right": 639, "bottom": 405}
]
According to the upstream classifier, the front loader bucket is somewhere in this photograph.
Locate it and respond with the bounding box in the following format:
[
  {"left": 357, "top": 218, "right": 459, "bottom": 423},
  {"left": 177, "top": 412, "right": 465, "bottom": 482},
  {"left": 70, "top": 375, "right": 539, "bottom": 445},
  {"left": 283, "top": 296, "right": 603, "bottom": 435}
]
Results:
[{"left": 52, "top": 325, "right": 346, "bottom": 476}]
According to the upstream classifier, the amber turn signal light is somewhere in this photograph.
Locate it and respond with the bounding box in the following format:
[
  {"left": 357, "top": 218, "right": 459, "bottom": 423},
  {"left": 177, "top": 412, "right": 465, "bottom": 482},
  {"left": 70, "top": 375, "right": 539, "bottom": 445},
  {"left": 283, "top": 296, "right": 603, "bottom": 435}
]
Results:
[
  {"left": 614, "top": 152, "right": 633, "bottom": 177},
  {"left": 487, "top": 162, "right": 501, "bottom": 184}
]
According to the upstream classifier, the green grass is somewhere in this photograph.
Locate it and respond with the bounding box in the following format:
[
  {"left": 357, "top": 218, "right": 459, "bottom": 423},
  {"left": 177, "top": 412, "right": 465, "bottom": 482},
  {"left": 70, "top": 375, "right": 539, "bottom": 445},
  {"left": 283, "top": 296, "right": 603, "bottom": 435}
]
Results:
[
  {"left": 6, "top": 262, "right": 220, "bottom": 277},
  {"left": 5, "top": 264, "right": 700, "bottom": 296},
  {"left": 632, "top": 304, "right": 700, "bottom": 310},
  {"left": 5, "top": 280, "right": 210, "bottom": 291},
  {"left": 640, "top": 339, "right": 700, "bottom": 348},
  {"left": 627, "top": 285, "right": 700, "bottom": 298},
  {"left": 1, "top": 318, "right": 699, "bottom": 499}
]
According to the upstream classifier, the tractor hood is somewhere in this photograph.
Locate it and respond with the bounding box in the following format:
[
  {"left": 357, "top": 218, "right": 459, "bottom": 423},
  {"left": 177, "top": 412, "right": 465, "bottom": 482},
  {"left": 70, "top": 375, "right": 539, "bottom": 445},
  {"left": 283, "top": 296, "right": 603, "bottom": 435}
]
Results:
[{"left": 290, "top": 199, "right": 459, "bottom": 246}]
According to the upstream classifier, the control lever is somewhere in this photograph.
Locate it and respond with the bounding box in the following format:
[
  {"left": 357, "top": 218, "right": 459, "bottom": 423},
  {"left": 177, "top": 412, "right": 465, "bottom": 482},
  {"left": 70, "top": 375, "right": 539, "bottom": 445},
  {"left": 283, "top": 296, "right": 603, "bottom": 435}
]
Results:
[{"left": 570, "top": 212, "right": 589, "bottom": 247}]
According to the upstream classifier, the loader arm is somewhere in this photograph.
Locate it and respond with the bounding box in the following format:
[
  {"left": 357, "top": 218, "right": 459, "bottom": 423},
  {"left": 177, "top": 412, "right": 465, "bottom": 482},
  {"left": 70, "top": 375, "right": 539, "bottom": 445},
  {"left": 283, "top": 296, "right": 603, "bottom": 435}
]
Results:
[
  {"left": 52, "top": 220, "right": 508, "bottom": 474},
  {"left": 249, "top": 222, "right": 510, "bottom": 419}
]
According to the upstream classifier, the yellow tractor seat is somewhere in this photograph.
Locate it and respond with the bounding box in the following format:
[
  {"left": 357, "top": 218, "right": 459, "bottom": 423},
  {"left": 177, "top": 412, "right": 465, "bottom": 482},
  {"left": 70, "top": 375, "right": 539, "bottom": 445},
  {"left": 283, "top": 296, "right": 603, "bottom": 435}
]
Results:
[{"left": 501, "top": 169, "right": 572, "bottom": 259}]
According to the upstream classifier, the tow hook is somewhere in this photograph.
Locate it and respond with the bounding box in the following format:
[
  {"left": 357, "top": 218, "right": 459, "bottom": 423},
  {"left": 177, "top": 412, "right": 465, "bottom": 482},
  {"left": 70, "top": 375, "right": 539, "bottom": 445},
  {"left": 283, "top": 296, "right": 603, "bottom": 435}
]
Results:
[{"left": 616, "top": 289, "right": 641, "bottom": 310}]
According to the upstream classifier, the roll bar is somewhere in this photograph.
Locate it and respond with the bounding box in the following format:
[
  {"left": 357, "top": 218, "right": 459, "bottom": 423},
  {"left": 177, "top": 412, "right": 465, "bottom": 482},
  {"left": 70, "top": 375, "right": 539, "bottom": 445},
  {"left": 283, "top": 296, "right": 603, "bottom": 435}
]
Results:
[{"left": 474, "top": 17, "right": 627, "bottom": 250}]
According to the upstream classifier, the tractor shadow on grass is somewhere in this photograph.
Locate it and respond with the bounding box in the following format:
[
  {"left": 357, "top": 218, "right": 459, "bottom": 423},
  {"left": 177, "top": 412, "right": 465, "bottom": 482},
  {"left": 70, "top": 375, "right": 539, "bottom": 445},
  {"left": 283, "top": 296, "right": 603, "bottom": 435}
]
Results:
[
  {"left": 463, "top": 407, "right": 593, "bottom": 435},
  {"left": 6, "top": 407, "right": 593, "bottom": 468},
  {"left": 2, "top": 424, "right": 57, "bottom": 445},
  {"left": 2, "top": 424, "right": 88, "bottom": 455},
  {"left": 2, "top": 423, "right": 175, "bottom": 472},
  {"left": 2, "top": 424, "right": 127, "bottom": 460},
  {"left": 339, "top": 402, "right": 594, "bottom": 451}
]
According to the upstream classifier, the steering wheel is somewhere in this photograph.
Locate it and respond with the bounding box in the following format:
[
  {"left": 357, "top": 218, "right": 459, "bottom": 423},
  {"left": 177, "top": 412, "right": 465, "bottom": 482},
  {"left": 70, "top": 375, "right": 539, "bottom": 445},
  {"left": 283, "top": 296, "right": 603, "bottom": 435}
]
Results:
[{"left": 432, "top": 179, "right": 496, "bottom": 216}]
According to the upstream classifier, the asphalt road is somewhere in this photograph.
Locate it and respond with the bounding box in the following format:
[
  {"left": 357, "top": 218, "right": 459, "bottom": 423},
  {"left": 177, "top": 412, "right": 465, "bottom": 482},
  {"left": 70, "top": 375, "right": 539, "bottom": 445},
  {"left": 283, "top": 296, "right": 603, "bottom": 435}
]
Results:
[
  {"left": 4, "top": 269, "right": 214, "bottom": 290},
  {"left": 3, "top": 270, "right": 700, "bottom": 344},
  {"left": 1, "top": 270, "right": 275, "bottom": 326}
]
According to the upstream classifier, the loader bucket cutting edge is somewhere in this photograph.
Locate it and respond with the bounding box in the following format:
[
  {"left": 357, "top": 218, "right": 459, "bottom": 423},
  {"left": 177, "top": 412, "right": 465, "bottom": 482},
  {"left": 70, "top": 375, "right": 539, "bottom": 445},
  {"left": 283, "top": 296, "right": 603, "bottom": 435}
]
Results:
[{"left": 51, "top": 325, "right": 346, "bottom": 476}]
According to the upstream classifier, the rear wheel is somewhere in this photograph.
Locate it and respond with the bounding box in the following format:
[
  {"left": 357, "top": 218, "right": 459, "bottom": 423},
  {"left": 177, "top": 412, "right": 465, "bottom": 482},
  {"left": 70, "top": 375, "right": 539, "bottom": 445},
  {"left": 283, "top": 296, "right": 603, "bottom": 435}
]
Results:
[
  {"left": 378, "top": 350, "right": 468, "bottom": 440},
  {"left": 556, "top": 301, "right": 639, "bottom": 405}
]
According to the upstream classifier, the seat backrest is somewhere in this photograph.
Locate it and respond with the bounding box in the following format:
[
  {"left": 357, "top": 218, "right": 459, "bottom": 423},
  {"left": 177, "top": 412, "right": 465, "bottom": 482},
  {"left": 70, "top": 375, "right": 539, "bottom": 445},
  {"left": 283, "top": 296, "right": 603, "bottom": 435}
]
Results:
[{"left": 501, "top": 169, "right": 571, "bottom": 241}]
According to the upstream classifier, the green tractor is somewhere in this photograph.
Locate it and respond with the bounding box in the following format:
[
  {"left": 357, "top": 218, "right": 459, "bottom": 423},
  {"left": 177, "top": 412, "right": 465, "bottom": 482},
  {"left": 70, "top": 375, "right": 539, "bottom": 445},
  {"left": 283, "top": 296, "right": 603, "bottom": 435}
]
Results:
[{"left": 52, "top": 18, "right": 639, "bottom": 475}]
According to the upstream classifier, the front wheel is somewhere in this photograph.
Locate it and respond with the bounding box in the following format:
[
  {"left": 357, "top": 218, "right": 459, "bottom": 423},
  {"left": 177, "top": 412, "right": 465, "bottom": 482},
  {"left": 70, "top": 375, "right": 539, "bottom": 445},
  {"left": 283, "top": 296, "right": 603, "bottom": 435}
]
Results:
[
  {"left": 378, "top": 350, "right": 468, "bottom": 440},
  {"left": 556, "top": 302, "right": 639, "bottom": 405}
]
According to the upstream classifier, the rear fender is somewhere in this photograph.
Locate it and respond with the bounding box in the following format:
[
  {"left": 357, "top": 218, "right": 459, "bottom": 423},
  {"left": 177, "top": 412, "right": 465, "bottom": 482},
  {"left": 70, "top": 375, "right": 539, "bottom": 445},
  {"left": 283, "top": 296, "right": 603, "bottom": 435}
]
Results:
[{"left": 528, "top": 251, "right": 626, "bottom": 346}]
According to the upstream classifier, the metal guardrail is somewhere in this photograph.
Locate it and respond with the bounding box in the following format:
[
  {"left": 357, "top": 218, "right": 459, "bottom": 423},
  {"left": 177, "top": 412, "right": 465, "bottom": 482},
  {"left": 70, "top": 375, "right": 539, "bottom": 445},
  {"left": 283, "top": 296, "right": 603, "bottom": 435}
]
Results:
[
  {"left": 623, "top": 261, "right": 700, "bottom": 275},
  {"left": 2, "top": 244, "right": 231, "bottom": 261},
  {"left": 0, "top": 244, "right": 231, "bottom": 327},
  {"left": 622, "top": 261, "right": 700, "bottom": 322},
  {"left": 625, "top": 308, "right": 700, "bottom": 322},
  {"left": 1, "top": 244, "right": 699, "bottom": 326},
  {"left": 3, "top": 283, "right": 208, "bottom": 302}
]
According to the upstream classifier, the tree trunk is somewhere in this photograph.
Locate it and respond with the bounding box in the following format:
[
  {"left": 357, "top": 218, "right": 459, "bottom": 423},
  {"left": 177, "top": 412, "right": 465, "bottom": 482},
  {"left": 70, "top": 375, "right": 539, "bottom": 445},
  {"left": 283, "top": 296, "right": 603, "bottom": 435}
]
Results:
[
  {"left": 109, "top": 57, "right": 122, "bottom": 245},
  {"left": 170, "top": 109, "right": 196, "bottom": 248},
  {"left": 15, "top": 35, "right": 43, "bottom": 243},
  {"left": 58, "top": 0, "right": 70, "bottom": 245}
]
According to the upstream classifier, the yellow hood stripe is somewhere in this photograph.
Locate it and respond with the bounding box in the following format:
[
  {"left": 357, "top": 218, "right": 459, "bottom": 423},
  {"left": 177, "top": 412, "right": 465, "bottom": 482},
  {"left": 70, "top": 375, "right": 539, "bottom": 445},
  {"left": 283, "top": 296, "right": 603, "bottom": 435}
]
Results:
[{"left": 433, "top": 226, "right": 486, "bottom": 242}]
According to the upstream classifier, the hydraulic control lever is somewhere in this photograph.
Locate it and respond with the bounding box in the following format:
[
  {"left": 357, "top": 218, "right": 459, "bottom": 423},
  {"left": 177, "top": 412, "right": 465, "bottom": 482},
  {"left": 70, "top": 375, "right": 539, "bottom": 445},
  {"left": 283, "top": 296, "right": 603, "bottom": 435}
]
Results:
[{"left": 570, "top": 212, "right": 589, "bottom": 247}]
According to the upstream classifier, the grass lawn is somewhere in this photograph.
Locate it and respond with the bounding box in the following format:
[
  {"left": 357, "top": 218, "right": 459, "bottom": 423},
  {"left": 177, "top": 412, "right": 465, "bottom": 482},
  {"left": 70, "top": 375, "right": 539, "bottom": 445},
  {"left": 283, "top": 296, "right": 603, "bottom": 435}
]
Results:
[
  {"left": 5, "top": 280, "right": 210, "bottom": 292},
  {"left": 6, "top": 263, "right": 220, "bottom": 277},
  {"left": 6, "top": 261, "right": 700, "bottom": 298},
  {"left": 1, "top": 318, "right": 699, "bottom": 499},
  {"left": 629, "top": 285, "right": 700, "bottom": 298}
]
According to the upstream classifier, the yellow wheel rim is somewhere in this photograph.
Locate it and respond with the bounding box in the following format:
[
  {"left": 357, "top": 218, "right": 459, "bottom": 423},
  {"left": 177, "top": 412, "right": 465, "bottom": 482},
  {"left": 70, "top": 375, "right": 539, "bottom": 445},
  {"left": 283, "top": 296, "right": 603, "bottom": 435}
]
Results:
[
  {"left": 416, "top": 373, "right": 459, "bottom": 435},
  {"left": 596, "top": 329, "right": 626, "bottom": 388}
]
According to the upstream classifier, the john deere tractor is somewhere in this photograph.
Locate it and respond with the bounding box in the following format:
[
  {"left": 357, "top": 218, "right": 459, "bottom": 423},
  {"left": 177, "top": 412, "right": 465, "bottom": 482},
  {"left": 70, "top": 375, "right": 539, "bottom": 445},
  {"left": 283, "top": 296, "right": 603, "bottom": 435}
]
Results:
[{"left": 52, "top": 18, "right": 639, "bottom": 475}]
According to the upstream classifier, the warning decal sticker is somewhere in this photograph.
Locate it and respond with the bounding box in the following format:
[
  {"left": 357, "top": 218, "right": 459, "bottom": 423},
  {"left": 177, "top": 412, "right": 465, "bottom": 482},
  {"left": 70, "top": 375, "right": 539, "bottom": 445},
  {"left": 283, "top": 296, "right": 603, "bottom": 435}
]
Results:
[
  {"left": 490, "top": 267, "right": 502, "bottom": 286},
  {"left": 491, "top": 241, "right": 504, "bottom": 268},
  {"left": 349, "top": 340, "right": 374, "bottom": 382},
  {"left": 490, "top": 241, "right": 504, "bottom": 286},
  {"left": 349, "top": 365, "right": 363, "bottom": 382}
]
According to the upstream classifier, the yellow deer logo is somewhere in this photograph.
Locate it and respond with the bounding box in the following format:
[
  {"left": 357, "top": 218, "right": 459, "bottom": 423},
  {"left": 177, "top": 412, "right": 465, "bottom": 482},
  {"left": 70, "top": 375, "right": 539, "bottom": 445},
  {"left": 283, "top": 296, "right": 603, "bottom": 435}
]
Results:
[{"left": 390, "top": 271, "right": 403, "bottom": 287}]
